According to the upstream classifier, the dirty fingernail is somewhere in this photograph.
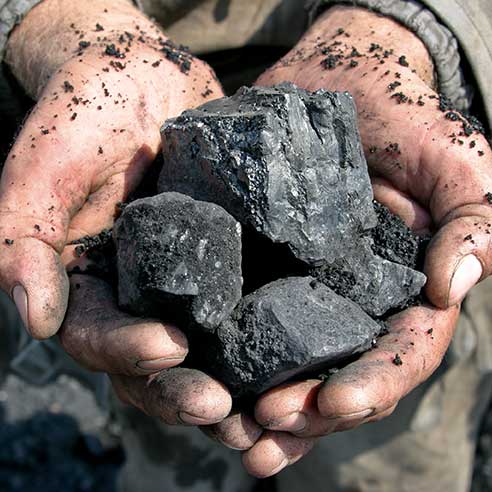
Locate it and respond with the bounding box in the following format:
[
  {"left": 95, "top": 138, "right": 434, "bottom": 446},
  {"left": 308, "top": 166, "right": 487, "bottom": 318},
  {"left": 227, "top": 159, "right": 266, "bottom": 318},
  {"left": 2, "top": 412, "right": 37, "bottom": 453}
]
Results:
[
  {"left": 137, "top": 356, "right": 185, "bottom": 372},
  {"left": 12, "top": 285, "right": 30, "bottom": 335},
  {"left": 448, "top": 255, "right": 483, "bottom": 306},
  {"left": 269, "top": 458, "right": 289, "bottom": 477},
  {"left": 178, "top": 411, "right": 214, "bottom": 426},
  {"left": 265, "top": 412, "right": 307, "bottom": 432},
  {"left": 326, "top": 408, "right": 374, "bottom": 421}
]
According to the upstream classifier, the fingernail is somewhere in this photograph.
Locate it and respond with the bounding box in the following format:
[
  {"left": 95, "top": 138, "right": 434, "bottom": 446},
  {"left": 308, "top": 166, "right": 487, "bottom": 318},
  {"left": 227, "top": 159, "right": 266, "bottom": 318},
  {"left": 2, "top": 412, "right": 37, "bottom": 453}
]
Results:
[
  {"left": 12, "top": 285, "right": 30, "bottom": 335},
  {"left": 137, "top": 356, "right": 185, "bottom": 372},
  {"left": 448, "top": 255, "right": 483, "bottom": 306},
  {"left": 326, "top": 408, "right": 374, "bottom": 421},
  {"left": 178, "top": 412, "right": 213, "bottom": 426},
  {"left": 269, "top": 458, "right": 289, "bottom": 476},
  {"left": 265, "top": 412, "right": 307, "bottom": 432}
]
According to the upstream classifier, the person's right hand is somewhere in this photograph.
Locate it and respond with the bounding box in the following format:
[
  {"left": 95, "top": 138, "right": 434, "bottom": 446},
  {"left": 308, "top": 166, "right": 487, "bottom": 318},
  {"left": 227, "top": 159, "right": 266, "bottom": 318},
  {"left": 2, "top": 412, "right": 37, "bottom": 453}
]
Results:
[
  {"left": 0, "top": 0, "right": 220, "bottom": 339},
  {"left": 0, "top": 0, "right": 232, "bottom": 426},
  {"left": 60, "top": 274, "right": 233, "bottom": 426}
]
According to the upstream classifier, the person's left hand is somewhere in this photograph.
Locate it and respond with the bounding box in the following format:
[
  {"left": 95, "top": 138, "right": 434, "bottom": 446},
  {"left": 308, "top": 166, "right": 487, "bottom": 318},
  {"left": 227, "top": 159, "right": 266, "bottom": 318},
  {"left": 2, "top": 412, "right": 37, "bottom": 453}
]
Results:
[{"left": 203, "top": 6, "right": 492, "bottom": 477}]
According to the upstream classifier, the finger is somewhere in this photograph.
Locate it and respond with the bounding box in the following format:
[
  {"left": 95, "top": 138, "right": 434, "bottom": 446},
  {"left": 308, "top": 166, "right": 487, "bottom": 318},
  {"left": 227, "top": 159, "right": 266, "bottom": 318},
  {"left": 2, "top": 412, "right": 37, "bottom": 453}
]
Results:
[
  {"left": 241, "top": 431, "right": 315, "bottom": 478},
  {"left": 0, "top": 118, "right": 90, "bottom": 338},
  {"left": 371, "top": 177, "right": 432, "bottom": 233},
  {"left": 257, "top": 382, "right": 398, "bottom": 438},
  {"left": 256, "top": 380, "right": 340, "bottom": 437},
  {"left": 317, "top": 303, "right": 459, "bottom": 420},
  {"left": 256, "top": 304, "right": 459, "bottom": 437},
  {"left": 425, "top": 211, "right": 492, "bottom": 308},
  {"left": 0, "top": 237, "right": 69, "bottom": 339},
  {"left": 202, "top": 411, "right": 263, "bottom": 450},
  {"left": 110, "top": 368, "right": 232, "bottom": 426},
  {"left": 59, "top": 275, "right": 188, "bottom": 375}
]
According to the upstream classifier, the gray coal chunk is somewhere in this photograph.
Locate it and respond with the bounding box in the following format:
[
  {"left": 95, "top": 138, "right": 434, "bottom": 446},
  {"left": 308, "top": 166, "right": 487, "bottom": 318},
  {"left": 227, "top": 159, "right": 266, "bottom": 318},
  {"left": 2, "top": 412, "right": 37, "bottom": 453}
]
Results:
[
  {"left": 159, "top": 83, "right": 376, "bottom": 266},
  {"left": 311, "top": 238, "right": 427, "bottom": 318},
  {"left": 206, "top": 277, "right": 383, "bottom": 398},
  {"left": 113, "top": 192, "right": 242, "bottom": 332}
]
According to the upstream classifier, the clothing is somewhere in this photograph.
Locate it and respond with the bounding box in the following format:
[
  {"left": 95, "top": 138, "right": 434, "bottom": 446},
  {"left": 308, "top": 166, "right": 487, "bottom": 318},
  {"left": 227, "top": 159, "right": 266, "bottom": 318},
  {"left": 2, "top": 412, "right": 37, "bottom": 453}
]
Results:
[{"left": 0, "top": 0, "right": 43, "bottom": 60}]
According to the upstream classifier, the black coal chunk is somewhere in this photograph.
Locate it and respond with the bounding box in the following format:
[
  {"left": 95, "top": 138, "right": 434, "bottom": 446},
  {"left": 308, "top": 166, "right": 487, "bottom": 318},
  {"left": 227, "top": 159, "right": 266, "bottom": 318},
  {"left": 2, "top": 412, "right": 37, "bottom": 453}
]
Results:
[
  {"left": 113, "top": 192, "right": 242, "bottom": 332},
  {"left": 310, "top": 238, "right": 427, "bottom": 318},
  {"left": 371, "top": 201, "right": 429, "bottom": 269},
  {"left": 205, "top": 277, "right": 383, "bottom": 398},
  {"left": 159, "top": 83, "right": 376, "bottom": 266}
]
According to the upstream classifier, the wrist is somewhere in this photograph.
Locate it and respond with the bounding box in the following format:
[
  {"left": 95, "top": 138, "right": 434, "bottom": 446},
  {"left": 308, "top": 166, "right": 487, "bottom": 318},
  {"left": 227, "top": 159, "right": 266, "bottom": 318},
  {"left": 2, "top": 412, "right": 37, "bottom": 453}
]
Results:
[
  {"left": 258, "top": 6, "right": 435, "bottom": 93},
  {"left": 5, "top": 0, "right": 220, "bottom": 103}
]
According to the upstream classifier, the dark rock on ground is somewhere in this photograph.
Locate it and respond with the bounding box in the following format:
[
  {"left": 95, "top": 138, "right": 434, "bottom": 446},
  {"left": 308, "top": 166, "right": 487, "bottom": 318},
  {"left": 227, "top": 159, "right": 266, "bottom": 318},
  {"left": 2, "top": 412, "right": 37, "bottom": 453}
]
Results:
[
  {"left": 114, "top": 192, "right": 242, "bottom": 333},
  {"left": 0, "top": 375, "right": 122, "bottom": 492},
  {"left": 204, "top": 277, "right": 383, "bottom": 398},
  {"left": 159, "top": 83, "right": 376, "bottom": 266},
  {"left": 311, "top": 237, "right": 427, "bottom": 318}
]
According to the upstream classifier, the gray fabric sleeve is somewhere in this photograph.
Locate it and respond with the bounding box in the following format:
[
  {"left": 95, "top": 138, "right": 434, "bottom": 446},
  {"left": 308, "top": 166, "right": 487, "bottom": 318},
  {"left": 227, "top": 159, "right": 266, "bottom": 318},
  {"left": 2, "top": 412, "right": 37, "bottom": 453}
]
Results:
[
  {"left": 0, "top": 0, "right": 44, "bottom": 61},
  {"left": 306, "top": 0, "right": 473, "bottom": 113}
]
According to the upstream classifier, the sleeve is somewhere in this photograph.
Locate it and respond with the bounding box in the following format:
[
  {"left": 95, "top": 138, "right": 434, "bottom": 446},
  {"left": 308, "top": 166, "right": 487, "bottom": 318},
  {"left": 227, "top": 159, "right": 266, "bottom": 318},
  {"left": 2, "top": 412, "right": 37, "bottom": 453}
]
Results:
[
  {"left": 0, "top": 0, "right": 45, "bottom": 61},
  {"left": 0, "top": 1, "right": 45, "bottom": 160},
  {"left": 306, "top": 0, "right": 473, "bottom": 114}
]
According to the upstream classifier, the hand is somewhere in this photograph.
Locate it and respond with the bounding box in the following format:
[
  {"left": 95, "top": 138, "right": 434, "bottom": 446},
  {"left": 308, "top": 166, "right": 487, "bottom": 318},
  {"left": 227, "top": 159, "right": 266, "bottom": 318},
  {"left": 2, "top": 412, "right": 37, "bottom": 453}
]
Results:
[
  {"left": 60, "top": 274, "right": 232, "bottom": 426},
  {"left": 0, "top": 0, "right": 230, "bottom": 428},
  {"left": 204, "top": 6, "right": 492, "bottom": 477},
  {"left": 0, "top": 0, "right": 221, "bottom": 338}
]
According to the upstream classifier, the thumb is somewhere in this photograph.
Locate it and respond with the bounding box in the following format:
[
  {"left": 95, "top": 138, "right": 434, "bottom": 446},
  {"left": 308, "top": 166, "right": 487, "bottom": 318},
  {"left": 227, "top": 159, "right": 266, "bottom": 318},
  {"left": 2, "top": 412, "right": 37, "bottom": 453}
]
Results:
[
  {"left": 0, "top": 137, "right": 85, "bottom": 339},
  {"left": 1, "top": 237, "right": 69, "bottom": 339},
  {"left": 424, "top": 206, "right": 492, "bottom": 308}
]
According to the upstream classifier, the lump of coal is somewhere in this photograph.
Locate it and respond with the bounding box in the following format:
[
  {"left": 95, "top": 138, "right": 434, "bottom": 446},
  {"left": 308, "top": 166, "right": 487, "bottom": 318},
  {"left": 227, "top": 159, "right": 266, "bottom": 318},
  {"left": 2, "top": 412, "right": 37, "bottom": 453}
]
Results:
[
  {"left": 371, "top": 201, "right": 429, "bottom": 269},
  {"left": 204, "top": 277, "right": 383, "bottom": 398},
  {"left": 311, "top": 237, "right": 427, "bottom": 318},
  {"left": 113, "top": 192, "right": 242, "bottom": 332},
  {"left": 158, "top": 82, "right": 376, "bottom": 266}
]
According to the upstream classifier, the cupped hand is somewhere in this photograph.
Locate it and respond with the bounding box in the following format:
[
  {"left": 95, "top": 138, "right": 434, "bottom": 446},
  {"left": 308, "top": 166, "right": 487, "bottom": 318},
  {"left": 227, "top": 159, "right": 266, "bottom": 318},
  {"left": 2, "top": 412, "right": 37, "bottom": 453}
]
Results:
[
  {"left": 59, "top": 274, "right": 232, "bottom": 426},
  {"left": 257, "top": 5, "right": 492, "bottom": 310},
  {"left": 0, "top": 0, "right": 229, "bottom": 431},
  {"left": 0, "top": 17, "right": 221, "bottom": 339},
  {"left": 205, "top": 292, "right": 460, "bottom": 478},
  {"left": 204, "top": 5, "right": 492, "bottom": 477}
]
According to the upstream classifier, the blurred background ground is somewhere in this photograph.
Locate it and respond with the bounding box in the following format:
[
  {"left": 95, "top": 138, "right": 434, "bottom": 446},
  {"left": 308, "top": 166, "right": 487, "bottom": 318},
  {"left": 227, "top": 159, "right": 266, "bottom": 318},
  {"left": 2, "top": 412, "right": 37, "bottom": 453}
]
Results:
[
  {"left": 473, "top": 402, "right": 492, "bottom": 492},
  {"left": 0, "top": 374, "right": 124, "bottom": 492},
  {"left": 0, "top": 371, "right": 490, "bottom": 492}
]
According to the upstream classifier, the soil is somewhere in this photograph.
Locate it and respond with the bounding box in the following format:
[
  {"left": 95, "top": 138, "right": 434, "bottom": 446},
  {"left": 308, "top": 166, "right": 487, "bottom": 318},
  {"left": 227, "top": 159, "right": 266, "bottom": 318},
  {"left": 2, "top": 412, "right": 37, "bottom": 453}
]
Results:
[
  {"left": 158, "top": 39, "right": 192, "bottom": 74},
  {"left": 69, "top": 228, "right": 117, "bottom": 283}
]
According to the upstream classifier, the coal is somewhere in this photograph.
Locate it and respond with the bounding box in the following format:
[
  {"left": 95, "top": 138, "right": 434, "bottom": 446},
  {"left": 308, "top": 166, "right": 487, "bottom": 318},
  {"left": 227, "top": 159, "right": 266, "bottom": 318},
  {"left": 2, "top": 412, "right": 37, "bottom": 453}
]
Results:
[
  {"left": 371, "top": 201, "right": 429, "bottom": 269},
  {"left": 113, "top": 192, "right": 242, "bottom": 333},
  {"left": 159, "top": 82, "right": 376, "bottom": 266},
  {"left": 310, "top": 237, "right": 427, "bottom": 317},
  {"left": 204, "top": 277, "right": 383, "bottom": 398},
  {"left": 108, "top": 84, "right": 428, "bottom": 398}
]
